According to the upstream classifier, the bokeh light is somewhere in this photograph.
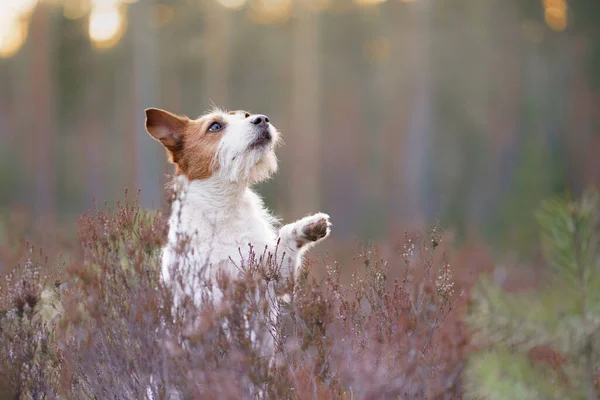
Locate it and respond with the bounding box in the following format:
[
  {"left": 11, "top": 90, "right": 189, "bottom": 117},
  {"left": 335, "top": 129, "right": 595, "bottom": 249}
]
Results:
[
  {"left": 355, "top": 0, "right": 387, "bottom": 6},
  {"left": 8, "top": 0, "right": 38, "bottom": 17},
  {"left": 91, "top": 0, "right": 120, "bottom": 8},
  {"left": 0, "top": 0, "right": 571, "bottom": 61},
  {"left": 545, "top": 7, "right": 567, "bottom": 31},
  {"left": 0, "top": 16, "right": 28, "bottom": 59},
  {"left": 0, "top": 0, "right": 37, "bottom": 58},
  {"left": 88, "top": 5, "right": 125, "bottom": 49},
  {"left": 542, "top": 0, "right": 567, "bottom": 32},
  {"left": 216, "top": 0, "right": 248, "bottom": 10}
]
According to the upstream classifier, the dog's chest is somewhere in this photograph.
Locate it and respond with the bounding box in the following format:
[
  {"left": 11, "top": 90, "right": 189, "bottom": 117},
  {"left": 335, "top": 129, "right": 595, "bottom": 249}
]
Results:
[{"left": 168, "top": 188, "right": 277, "bottom": 269}]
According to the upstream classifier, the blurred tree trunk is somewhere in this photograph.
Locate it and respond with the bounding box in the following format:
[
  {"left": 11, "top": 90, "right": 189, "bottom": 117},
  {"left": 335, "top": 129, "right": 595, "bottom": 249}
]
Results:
[
  {"left": 464, "top": 0, "right": 491, "bottom": 225},
  {"left": 288, "top": 7, "right": 321, "bottom": 218},
  {"left": 131, "top": 0, "right": 162, "bottom": 208},
  {"left": 204, "top": 0, "right": 230, "bottom": 107},
  {"left": 116, "top": 48, "right": 136, "bottom": 195},
  {"left": 486, "top": 3, "right": 522, "bottom": 215},
  {"left": 82, "top": 55, "right": 103, "bottom": 205},
  {"left": 323, "top": 89, "right": 361, "bottom": 238},
  {"left": 383, "top": 2, "right": 411, "bottom": 232},
  {"left": 30, "top": 4, "right": 56, "bottom": 222},
  {"left": 402, "top": 0, "right": 433, "bottom": 228},
  {"left": 0, "top": 63, "right": 12, "bottom": 149},
  {"left": 569, "top": 36, "right": 597, "bottom": 192}
]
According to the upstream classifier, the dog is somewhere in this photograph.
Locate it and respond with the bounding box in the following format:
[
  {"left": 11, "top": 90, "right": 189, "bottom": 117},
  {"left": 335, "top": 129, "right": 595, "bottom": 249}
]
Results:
[{"left": 145, "top": 107, "right": 331, "bottom": 360}]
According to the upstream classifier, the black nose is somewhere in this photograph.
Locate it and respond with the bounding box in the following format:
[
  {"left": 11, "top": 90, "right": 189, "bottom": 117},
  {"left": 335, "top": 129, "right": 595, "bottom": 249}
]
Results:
[{"left": 250, "top": 114, "right": 270, "bottom": 127}]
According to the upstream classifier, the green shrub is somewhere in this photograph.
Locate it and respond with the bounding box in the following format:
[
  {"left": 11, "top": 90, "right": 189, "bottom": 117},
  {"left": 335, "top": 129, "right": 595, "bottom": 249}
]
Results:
[{"left": 466, "top": 188, "right": 600, "bottom": 400}]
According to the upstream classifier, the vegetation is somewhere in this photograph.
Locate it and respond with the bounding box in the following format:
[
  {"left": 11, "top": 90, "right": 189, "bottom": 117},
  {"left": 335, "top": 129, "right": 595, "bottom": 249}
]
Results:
[
  {"left": 0, "top": 191, "right": 468, "bottom": 399},
  {"left": 466, "top": 188, "right": 600, "bottom": 399}
]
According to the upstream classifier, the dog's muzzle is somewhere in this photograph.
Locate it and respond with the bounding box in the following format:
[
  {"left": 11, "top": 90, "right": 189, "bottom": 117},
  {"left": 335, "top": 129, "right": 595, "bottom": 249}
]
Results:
[
  {"left": 248, "top": 114, "right": 273, "bottom": 150},
  {"left": 249, "top": 128, "right": 272, "bottom": 149}
]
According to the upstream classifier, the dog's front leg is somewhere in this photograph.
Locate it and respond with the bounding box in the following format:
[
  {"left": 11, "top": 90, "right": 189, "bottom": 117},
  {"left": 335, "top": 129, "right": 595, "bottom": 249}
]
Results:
[{"left": 275, "top": 213, "right": 331, "bottom": 287}]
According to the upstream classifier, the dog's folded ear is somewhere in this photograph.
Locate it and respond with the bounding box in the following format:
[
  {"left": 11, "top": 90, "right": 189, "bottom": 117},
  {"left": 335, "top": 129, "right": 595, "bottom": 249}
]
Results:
[{"left": 145, "top": 108, "right": 189, "bottom": 149}]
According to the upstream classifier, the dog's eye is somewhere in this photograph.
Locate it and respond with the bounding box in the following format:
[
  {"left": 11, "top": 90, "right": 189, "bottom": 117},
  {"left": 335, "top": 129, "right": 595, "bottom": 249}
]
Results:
[
  {"left": 208, "top": 122, "right": 223, "bottom": 132},
  {"left": 244, "top": 112, "right": 250, "bottom": 118}
]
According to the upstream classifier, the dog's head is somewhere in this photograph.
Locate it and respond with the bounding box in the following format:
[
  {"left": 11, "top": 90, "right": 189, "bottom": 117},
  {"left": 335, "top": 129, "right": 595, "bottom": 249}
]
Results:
[{"left": 145, "top": 107, "right": 280, "bottom": 184}]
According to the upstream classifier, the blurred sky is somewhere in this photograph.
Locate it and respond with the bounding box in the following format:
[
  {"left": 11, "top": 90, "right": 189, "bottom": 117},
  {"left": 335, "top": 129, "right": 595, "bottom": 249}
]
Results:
[{"left": 0, "top": 0, "right": 599, "bottom": 253}]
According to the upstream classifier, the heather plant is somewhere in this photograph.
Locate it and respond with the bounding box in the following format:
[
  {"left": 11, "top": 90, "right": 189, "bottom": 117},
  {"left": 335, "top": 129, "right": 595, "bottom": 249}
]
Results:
[
  {"left": 309, "top": 231, "right": 466, "bottom": 399},
  {"left": 466, "top": 188, "right": 600, "bottom": 400},
  {"left": 0, "top": 246, "right": 64, "bottom": 398},
  {"left": 0, "top": 189, "right": 467, "bottom": 399}
]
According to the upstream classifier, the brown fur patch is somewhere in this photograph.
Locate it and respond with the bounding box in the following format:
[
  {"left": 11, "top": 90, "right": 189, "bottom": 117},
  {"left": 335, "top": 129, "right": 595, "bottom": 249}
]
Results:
[
  {"left": 145, "top": 108, "right": 224, "bottom": 180},
  {"left": 176, "top": 117, "right": 224, "bottom": 180},
  {"left": 145, "top": 108, "right": 189, "bottom": 150}
]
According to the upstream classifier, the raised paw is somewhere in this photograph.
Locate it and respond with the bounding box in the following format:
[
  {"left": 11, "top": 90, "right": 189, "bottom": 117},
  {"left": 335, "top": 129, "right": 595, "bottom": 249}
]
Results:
[{"left": 297, "top": 213, "right": 331, "bottom": 244}]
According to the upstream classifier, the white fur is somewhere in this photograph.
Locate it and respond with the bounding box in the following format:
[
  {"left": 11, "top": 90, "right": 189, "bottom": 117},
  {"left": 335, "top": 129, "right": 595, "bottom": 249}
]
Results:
[
  {"left": 160, "top": 112, "right": 331, "bottom": 350},
  {"left": 163, "top": 177, "right": 331, "bottom": 307},
  {"left": 163, "top": 175, "right": 278, "bottom": 306},
  {"left": 212, "top": 111, "right": 280, "bottom": 184}
]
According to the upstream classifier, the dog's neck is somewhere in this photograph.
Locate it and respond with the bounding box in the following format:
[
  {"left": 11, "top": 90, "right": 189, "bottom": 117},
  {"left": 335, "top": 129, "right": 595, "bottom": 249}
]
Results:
[
  {"left": 167, "top": 174, "right": 276, "bottom": 251},
  {"left": 174, "top": 175, "right": 249, "bottom": 213}
]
